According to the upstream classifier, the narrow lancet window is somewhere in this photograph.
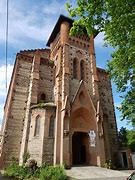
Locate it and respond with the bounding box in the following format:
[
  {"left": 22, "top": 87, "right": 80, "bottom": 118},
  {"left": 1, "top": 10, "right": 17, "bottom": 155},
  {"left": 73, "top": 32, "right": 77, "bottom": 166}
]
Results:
[
  {"left": 34, "top": 115, "right": 40, "bottom": 136},
  {"left": 73, "top": 58, "right": 78, "bottom": 79},
  {"left": 49, "top": 115, "right": 55, "bottom": 137},
  {"left": 80, "top": 60, "right": 85, "bottom": 80}
]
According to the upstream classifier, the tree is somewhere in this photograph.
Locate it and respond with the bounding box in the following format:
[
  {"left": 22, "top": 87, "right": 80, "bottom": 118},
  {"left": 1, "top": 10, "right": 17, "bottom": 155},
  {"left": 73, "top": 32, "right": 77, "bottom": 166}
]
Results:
[
  {"left": 127, "top": 130, "right": 135, "bottom": 152},
  {"left": 118, "top": 127, "right": 135, "bottom": 152},
  {"left": 118, "top": 127, "right": 128, "bottom": 147},
  {"left": 66, "top": 0, "right": 135, "bottom": 125}
]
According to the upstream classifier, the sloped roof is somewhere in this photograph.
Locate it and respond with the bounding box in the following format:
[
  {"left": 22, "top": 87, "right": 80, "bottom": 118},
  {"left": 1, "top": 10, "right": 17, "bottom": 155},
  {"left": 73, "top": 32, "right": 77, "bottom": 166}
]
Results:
[
  {"left": 46, "top": 15, "right": 73, "bottom": 46},
  {"left": 46, "top": 14, "right": 98, "bottom": 46}
]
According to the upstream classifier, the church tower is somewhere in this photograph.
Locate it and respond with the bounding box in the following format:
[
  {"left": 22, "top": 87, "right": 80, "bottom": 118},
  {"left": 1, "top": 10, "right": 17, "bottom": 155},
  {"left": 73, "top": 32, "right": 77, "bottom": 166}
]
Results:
[
  {"left": 47, "top": 15, "right": 108, "bottom": 167},
  {"left": 0, "top": 15, "right": 119, "bottom": 168}
]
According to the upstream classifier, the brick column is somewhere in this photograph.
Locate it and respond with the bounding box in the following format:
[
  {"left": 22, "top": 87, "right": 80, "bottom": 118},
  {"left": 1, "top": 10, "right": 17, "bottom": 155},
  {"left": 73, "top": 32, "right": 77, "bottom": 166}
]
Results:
[
  {"left": 53, "top": 43, "right": 62, "bottom": 164},
  {"left": 89, "top": 35, "right": 99, "bottom": 97},
  {"left": 53, "top": 21, "right": 70, "bottom": 165},
  {"left": 60, "top": 22, "right": 70, "bottom": 165}
]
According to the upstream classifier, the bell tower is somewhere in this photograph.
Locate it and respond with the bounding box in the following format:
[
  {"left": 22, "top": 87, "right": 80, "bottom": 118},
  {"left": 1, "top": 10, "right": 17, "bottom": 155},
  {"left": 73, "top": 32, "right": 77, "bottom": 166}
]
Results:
[{"left": 47, "top": 15, "right": 105, "bottom": 167}]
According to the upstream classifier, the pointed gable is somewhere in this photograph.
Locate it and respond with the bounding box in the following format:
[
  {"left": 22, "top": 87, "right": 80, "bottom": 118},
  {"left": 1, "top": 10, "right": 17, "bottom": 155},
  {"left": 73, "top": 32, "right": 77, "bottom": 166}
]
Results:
[{"left": 71, "top": 80, "right": 96, "bottom": 115}]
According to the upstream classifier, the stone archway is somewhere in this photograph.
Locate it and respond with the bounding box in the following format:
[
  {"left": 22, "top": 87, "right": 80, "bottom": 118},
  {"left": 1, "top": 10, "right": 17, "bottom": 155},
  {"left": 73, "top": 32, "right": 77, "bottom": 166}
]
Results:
[
  {"left": 72, "top": 132, "right": 89, "bottom": 165},
  {"left": 70, "top": 107, "right": 98, "bottom": 166}
]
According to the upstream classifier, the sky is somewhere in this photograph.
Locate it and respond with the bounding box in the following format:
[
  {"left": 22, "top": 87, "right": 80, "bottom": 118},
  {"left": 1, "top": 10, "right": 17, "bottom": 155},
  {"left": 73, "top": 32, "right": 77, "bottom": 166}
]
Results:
[{"left": 0, "top": 0, "right": 133, "bottom": 130}]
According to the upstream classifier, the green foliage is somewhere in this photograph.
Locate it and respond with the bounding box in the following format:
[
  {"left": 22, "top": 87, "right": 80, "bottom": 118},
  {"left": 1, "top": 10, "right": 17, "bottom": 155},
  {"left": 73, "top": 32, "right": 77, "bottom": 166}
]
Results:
[
  {"left": 36, "top": 102, "right": 46, "bottom": 108},
  {"left": 66, "top": 0, "right": 135, "bottom": 125},
  {"left": 4, "top": 161, "right": 67, "bottom": 180},
  {"left": 127, "top": 129, "right": 135, "bottom": 152},
  {"left": 4, "top": 161, "right": 28, "bottom": 179},
  {"left": 102, "top": 160, "right": 114, "bottom": 169},
  {"left": 25, "top": 158, "right": 38, "bottom": 171},
  {"left": 40, "top": 165, "right": 67, "bottom": 180},
  {"left": 118, "top": 127, "right": 128, "bottom": 147},
  {"left": 5, "top": 161, "right": 39, "bottom": 179},
  {"left": 23, "top": 151, "right": 30, "bottom": 164},
  {"left": 118, "top": 127, "right": 135, "bottom": 152}
]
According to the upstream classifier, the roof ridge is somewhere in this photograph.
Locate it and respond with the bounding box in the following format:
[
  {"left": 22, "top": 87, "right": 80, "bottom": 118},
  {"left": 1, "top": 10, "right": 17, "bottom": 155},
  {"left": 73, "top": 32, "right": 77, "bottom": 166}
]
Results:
[{"left": 20, "top": 48, "right": 50, "bottom": 53}]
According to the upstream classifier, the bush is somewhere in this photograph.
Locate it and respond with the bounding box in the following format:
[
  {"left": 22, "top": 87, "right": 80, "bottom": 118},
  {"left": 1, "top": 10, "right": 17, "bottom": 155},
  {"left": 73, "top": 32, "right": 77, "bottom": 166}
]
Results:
[
  {"left": 4, "top": 161, "right": 40, "bottom": 180},
  {"left": 102, "top": 160, "right": 115, "bottom": 169},
  {"left": 4, "top": 161, "right": 27, "bottom": 179},
  {"left": 40, "top": 165, "right": 67, "bottom": 180},
  {"left": 25, "top": 158, "right": 37, "bottom": 171},
  {"left": 23, "top": 151, "right": 30, "bottom": 164},
  {"left": 4, "top": 160, "right": 67, "bottom": 180}
]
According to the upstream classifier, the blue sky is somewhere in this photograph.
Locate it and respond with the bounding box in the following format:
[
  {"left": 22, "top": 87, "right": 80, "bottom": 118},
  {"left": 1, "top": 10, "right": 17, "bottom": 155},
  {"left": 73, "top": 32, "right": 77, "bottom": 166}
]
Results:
[{"left": 0, "top": 0, "right": 132, "bottom": 130}]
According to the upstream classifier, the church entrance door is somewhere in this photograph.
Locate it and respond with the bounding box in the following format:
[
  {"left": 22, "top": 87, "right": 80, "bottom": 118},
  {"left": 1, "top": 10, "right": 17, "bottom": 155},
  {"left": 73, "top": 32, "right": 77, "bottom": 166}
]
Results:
[{"left": 72, "top": 132, "right": 88, "bottom": 165}]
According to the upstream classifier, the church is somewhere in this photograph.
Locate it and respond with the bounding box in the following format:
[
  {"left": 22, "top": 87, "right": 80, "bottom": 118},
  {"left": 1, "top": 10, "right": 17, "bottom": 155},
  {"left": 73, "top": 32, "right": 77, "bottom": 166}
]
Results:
[{"left": 0, "top": 15, "right": 120, "bottom": 168}]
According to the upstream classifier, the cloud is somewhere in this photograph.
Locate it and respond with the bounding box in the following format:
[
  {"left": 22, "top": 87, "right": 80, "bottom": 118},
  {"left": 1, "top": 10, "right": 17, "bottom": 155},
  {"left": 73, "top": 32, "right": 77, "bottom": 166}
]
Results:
[
  {"left": 43, "top": 0, "right": 67, "bottom": 16},
  {"left": 0, "top": 64, "right": 13, "bottom": 93},
  {"left": 0, "top": 0, "right": 68, "bottom": 127},
  {"left": 0, "top": 1, "right": 7, "bottom": 42},
  {"left": 0, "top": 0, "right": 67, "bottom": 49},
  {"left": 95, "top": 32, "right": 105, "bottom": 47},
  {"left": 0, "top": 64, "right": 13, "bottom": 126}
]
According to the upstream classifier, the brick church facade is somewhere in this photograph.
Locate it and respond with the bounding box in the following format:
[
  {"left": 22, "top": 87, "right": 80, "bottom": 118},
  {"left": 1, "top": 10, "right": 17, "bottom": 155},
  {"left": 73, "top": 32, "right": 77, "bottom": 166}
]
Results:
[{"left": 0, "top": 15, "right": 120, "bottom": 168}]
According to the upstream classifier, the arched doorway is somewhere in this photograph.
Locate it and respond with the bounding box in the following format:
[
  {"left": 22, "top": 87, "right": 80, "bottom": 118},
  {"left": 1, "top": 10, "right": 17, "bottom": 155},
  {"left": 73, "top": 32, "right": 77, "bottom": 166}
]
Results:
[{"left": 72, "top": 132, "right": 89, "bottom": 165}]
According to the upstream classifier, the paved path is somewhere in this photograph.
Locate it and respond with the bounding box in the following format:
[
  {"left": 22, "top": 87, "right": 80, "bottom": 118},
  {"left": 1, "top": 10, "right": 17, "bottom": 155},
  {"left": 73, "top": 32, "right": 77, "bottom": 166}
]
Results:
[{"left": 66, "top": 166, "right": 132, "bottom": 180}]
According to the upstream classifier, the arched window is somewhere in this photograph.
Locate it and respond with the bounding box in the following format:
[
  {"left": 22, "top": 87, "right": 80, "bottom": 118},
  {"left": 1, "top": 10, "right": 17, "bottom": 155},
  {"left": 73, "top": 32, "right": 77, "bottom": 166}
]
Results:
[
  {"left": 49, "top": 115, "right": 55, "bottom": 137},
  {"left": 34, "top": 115, "right": 40, "bottom": 136},
  {"left": 40, "top": 93, "right": 46, "bottom": 101},
  {"left": 80, "top": 60, "right": 85, "bottom": 80},
  {"left": 73, "top": 58, "right": 78, "bottom": 79}
]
